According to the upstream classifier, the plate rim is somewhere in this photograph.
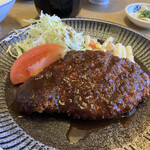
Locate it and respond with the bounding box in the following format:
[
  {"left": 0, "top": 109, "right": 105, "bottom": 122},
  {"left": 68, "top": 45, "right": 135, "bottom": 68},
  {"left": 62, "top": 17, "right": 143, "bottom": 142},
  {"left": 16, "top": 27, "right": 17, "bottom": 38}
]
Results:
[{"left": 0, "top": 17, "right": 150, "bottom": 43}]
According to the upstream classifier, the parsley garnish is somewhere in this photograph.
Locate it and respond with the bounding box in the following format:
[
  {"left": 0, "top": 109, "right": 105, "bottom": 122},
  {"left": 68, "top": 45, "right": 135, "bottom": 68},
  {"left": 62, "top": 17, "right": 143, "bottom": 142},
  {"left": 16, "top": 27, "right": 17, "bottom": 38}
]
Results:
[
  {"left": 18, "top": 46, "right": 25, "bottom": 53},
  {"left": 141, "top": 10, "right": 150, "bottom": 19}
]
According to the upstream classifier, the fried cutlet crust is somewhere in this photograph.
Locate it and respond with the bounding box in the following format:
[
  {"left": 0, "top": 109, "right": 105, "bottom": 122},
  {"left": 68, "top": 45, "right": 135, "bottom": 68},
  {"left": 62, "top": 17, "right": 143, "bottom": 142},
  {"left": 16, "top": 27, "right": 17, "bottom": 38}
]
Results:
[{"left": 16, "top": 51, "right": 149, "bottom": 120}]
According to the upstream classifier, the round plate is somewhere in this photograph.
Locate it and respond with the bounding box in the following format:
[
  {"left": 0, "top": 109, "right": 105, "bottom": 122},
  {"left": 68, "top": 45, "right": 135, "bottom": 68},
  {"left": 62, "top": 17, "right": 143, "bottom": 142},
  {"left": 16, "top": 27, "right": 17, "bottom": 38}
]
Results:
[{"left": 0, "top": 18, "right": 150, "bottom": 150}]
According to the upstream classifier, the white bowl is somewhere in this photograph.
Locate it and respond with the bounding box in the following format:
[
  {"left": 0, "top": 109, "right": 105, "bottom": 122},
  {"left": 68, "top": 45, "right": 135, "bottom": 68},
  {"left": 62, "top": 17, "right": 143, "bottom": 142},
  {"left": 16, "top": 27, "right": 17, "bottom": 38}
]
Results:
[
  {"left": 125, "top": 3, "right": 150, "bottom": 29},
  {"left": 0, "top": 0, "right": 15, "bottom": 22}
]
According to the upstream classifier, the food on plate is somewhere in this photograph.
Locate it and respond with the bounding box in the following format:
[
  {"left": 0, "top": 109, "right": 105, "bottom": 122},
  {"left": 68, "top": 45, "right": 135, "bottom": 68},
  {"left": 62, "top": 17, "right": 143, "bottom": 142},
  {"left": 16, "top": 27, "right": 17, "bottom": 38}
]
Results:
[
  {"left": 8, "top": 13, "right": 149, "bottom": 120},
  {"left": 7, "top": 12, "right": 135, "bottom": 62},
  {"left": 10, "top": 43, "right": 66, "bottom": 84},
  {"left": 84, "top": 36, "right": 135, "bottom": 62},
  {"left": 9, "top": 13, "right": 135, "bottom": 84},
  {"left": 132, "top": 5, "right": 150, "bottom": 22},
  {"left": 7, "top": 12, "right": 84, "bottom": 58},
  {"left": 16, "top": 50, "right": 149, "bottom": 120}
]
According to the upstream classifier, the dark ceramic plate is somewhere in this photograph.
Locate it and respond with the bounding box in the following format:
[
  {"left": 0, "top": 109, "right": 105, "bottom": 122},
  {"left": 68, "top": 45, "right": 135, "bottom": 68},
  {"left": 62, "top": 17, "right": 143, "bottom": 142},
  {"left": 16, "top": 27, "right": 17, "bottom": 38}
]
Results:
[{"left": 0, "top": 18, "right": 150, "bottom": 150}]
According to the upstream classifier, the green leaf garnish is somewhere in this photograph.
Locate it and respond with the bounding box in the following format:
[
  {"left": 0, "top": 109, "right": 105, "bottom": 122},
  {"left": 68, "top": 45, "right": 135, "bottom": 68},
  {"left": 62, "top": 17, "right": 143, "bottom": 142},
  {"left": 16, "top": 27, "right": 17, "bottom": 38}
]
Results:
[
  {"left": 18, "top": 46, "right": 25, "bottom": 53},
  {"left": 141, "top": 10, "right": 150, "bottom": 18}
]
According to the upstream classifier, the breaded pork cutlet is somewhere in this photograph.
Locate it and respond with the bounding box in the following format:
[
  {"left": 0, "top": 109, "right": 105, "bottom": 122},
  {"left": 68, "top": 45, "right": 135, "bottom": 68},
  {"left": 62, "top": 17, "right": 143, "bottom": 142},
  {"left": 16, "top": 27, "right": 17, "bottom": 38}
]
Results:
[{"left": 16, "top": 50, "right": 149, "bottom": 120}]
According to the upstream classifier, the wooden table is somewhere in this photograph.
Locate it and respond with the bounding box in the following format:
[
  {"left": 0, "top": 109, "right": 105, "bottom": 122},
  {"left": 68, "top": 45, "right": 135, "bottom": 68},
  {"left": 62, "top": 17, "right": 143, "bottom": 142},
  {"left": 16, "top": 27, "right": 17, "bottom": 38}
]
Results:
[{"left": 0, "top": 0, "right": 150, "bottom": 39}]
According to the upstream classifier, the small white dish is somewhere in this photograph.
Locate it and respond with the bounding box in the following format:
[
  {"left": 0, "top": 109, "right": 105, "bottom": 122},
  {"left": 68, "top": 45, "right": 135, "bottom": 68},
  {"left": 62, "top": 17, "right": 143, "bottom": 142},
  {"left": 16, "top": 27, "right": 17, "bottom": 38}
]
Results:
[
  {"left": 0, "top": 0, "right": 15, "bottom": 22},
  {"left": 125, "top": 3, "right": 150, "bottom": 29}
]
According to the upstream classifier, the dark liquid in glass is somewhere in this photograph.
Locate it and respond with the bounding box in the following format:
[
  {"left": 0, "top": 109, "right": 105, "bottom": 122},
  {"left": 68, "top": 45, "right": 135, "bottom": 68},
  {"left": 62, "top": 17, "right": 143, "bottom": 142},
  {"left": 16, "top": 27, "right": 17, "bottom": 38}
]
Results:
[{"left": 34, "top": 0, "right": 83, "bottom": 18}]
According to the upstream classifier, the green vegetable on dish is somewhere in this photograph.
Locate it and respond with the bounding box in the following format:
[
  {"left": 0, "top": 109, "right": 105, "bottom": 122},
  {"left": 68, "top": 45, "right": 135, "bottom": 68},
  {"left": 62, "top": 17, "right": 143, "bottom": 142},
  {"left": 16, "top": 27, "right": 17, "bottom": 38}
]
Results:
[
  {"left": 140, "top": 10, "right": 150, "bottom": 19},
  {"left": 133, "top": 6, "right": 150, "bottom": 22},
  {"left": 18, "top": 46, "right": 25, "bottom": 54}
]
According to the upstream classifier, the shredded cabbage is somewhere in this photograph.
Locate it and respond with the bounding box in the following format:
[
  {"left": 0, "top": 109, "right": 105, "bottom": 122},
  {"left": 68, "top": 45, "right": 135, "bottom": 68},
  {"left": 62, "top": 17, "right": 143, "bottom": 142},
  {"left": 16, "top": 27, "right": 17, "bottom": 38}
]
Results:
[
  {"left": 6, "top": 12, "right": 135, "bottom": 63},
  {"left": 7, "top": 12, "right": 85, "bottom": 58}
]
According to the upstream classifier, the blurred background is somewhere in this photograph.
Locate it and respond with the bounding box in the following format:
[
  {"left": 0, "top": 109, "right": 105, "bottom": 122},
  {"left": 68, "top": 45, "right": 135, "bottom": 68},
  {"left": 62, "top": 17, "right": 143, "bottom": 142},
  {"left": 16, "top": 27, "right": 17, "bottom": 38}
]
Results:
[{"left": 0, "top": 0, "right": 150, "bottom": 39}]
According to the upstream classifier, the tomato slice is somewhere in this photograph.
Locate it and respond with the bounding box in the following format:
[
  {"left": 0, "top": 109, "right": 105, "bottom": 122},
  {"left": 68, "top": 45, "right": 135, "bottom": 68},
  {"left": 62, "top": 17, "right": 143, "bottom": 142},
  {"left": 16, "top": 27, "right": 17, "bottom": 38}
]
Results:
[
  {"left": 89, "top": 40, "right": 96, "bottom": 49},
  {"left": 10, "top": 43, "right": 66, "bottom": 84}
]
